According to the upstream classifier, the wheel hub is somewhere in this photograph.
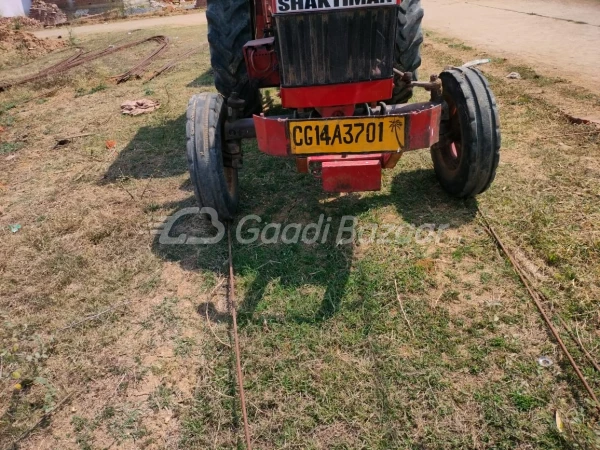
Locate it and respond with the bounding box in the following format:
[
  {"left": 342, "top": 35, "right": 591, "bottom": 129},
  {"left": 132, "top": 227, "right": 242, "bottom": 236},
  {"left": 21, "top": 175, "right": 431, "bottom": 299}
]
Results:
[{"left": 438, "top": 98, "right": 463, "bottom": 172}]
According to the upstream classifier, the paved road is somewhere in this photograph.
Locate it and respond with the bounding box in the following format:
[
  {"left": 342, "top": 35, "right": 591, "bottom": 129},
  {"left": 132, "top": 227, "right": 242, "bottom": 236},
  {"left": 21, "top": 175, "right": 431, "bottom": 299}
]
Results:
[
  {"left": 32, "top": 12, "right": 207, "bottom": 39},
  {"left": 423, "top": 0, "right": 600, "bottom": 89}
]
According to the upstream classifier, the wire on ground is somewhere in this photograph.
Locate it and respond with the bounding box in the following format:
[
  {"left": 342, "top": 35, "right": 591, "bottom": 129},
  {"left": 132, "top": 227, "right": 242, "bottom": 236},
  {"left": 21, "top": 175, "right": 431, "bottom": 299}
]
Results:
[
  {"left": 145, "top": 44, "right": 206, "bottom": 83},
  {"left": 0, "top": 35, "right": 170, "bottom": 92},
  {"left": 478, "top": 206, "right": 600, "bottom": 410},
  {"left": 227, "top": 224, "right": 253, "bottom": 450}
]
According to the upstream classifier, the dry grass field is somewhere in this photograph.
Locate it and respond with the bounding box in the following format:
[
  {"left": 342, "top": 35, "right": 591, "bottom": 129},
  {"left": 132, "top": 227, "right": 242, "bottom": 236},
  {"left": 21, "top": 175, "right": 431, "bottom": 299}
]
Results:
[{"left": 0, "top": 20, "right": 599, "bottom": 449}]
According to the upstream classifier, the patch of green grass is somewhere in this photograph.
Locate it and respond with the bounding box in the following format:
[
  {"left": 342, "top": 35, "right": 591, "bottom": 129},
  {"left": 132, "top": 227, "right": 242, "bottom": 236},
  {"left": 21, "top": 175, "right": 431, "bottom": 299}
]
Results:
[
  {"left": 143, "top": 202, "right": 160, "bottom": 213},
  {"left": 448, "top": 42, "right": 473, "bottom": 51},
  {"left": 148, "top": 384, "right": 175, "bottom": 411},
  {"left": 174, "top": 337, "right": 195, "bottom": 357},
  {"left": 440, "top": 289, "right": 460, "bottom": 303},
  {"left": 0, "top": 142, "right": 23, "bottom": 154},
  {"left": 0, "top": 102, "right": 17, "bottom": 128},
  {"left": 510, "top": 391, "right": 546, "bottom": 412},
  {"left": 452, "top": 243, "right": 475, "bottom": 261},
  {"left": 71, "top": 415, "right": 88, "bottom": 432},
  {"left": 0, "top": 113, "right": 15, "bottom": 127},
  {"left": 100, "top": 405, "right": 116, "bottom": 420},
  {"left": 67, "top": 28, "right": 79, "bottom": 47},
  {"left": 71, "top": 415, "right": 95, "bottom": 450},
  {"left": 480, "top": 272, "right": 492, "bottom": 283},
  {"left": 507, "top": 65, "right": 540, "bottom": 80},
  {"left": 0, "top": 102, "right": 16, "bottom": 113},
  {"left": 506, "top": 65, "right": 566, "bottom": 87},
  {"left": 106, "top": 406, "right": 148, "bottom": 443},
  {"left": 140, "top": 297, "right": 181, "bottom": 332},
  {"left": 75, "top": 84, "right": 108, "bottom": 97},
  {"left": 559, "top": 85, "right": 600, "bottom": 105}
]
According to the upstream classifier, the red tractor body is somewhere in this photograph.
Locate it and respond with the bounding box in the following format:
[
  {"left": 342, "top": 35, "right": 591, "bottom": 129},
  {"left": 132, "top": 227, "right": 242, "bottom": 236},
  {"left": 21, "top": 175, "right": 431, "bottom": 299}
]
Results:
[
  {"left": 186, "top": 0, "right": 500, "bottom": 219},
  {"left": 243, "top": 0, "right": 441, "bottom": 192}
]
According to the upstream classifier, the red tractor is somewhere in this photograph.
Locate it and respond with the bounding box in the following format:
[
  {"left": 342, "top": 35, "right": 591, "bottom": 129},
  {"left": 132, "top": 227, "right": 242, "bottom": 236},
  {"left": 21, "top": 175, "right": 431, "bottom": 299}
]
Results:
[{"left": 186, "top": 0, "right": 500, "bottom": 220}]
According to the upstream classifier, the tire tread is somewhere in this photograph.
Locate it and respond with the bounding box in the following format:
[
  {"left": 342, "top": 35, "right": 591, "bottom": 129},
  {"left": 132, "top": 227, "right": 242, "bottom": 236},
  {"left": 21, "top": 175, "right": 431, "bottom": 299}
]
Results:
[
  {"left": 391, "top": 0, "right": 424, "bottom": 104},
  {"left": 186, "top": 92, "right": 238, "bottom": 220},
  {"left": 431, "top": 67, "right": 501, "bottom": 197},
  {"left": 206, "top": 0, "right": 260, "bottom": 116}
]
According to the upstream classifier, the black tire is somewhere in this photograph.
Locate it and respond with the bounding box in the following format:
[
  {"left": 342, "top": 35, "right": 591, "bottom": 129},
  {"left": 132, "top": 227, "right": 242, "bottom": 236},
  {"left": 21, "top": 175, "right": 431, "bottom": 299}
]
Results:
[
  {"left": 186, "top": 93, "right": 239, "bottom": 221},
  {"left": 430, "top": 67, "right": 501, "bottom": 197},
  {"left": 390, "top": 0, "right": 424, "bottom": 104},
  {"left": 206, "top": 0, "right": 261, "bottom": 117}
]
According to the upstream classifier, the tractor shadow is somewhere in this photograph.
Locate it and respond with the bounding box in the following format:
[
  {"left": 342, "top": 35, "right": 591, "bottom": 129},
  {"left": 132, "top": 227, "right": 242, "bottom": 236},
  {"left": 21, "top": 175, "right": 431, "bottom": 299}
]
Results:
[
  {"left": 135, "top": 125, "right": 478, "bottom": 443},
  {"left": 149, "top": 142, "right": 478, "bottom": 327},
  {"left": 152, "top": 193, "right": 356, "bottom": 327},
  {"left": 112, "top": 103, "right": 478, "bottom": 326},
  {"left": 102, "top": 113, "right": 188, "bottom": 183},
  {"left": 187, "top": 68, "right": 214, "bottom": 88}
]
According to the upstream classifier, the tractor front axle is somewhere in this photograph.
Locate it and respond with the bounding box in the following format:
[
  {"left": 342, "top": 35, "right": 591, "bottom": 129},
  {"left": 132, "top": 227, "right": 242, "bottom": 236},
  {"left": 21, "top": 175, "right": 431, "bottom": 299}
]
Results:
[{"left": 222, "top": 101, "right": 442, "bottom": 193}]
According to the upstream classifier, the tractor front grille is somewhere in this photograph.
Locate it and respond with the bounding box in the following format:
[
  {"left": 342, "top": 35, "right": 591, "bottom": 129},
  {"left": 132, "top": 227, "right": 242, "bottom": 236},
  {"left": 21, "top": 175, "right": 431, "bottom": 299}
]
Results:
[{"left": 274, "top": 7, "right": 397, "bottom": 88}]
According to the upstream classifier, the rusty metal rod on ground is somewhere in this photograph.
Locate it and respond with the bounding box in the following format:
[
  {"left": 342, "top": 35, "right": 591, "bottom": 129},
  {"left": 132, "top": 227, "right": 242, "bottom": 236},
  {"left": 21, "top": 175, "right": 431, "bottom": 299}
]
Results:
[
  {"left": 478, "top": 208, "right": 600, "bottom": 408},
  {"left": 227, "top": 224, "right": 253, "bottom": 450},
  {"left": 0, "top": 36, "right": 169, "bottom": 92},
  {"left": 113, "top": 36, "right": 171, "bottom": 83},
  {"left": 557, "top": 316, "right": 600, "bottom": 374},
  {"left": 145, "top": 45, "right": 205, "bottom": 83}
]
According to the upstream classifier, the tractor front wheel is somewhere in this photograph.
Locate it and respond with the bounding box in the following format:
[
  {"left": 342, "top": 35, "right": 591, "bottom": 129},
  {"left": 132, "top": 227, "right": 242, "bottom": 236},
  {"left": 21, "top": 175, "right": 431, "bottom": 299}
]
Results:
[
  {"left": 186, "top": 93, "right": 239, "bottom": 221},
  {"left": 431, "top": 67, "right": 501, "bottom": 197}
]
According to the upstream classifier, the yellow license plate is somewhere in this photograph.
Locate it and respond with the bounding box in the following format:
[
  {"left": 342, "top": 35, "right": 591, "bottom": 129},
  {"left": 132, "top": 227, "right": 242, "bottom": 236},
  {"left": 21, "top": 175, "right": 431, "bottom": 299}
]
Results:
[{"left": 289, "top": 116, "right": 405, "bottom": 155}]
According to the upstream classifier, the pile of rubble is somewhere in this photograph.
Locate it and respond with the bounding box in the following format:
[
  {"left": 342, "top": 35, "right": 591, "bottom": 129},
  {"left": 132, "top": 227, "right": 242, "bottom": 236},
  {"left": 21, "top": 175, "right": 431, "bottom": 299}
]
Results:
[{"left": 28, "top": 0, "right": 67, "bottom": 27}]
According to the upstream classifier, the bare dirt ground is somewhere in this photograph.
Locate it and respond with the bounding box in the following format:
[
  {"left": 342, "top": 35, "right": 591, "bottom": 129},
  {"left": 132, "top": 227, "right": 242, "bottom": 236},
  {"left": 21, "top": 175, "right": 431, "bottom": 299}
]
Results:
[
  {"left": 32, "top": 12, "right": 207, "bottom": 39},
  {"left": 424, "top": 0, "right": 600, "bottom": 95}
]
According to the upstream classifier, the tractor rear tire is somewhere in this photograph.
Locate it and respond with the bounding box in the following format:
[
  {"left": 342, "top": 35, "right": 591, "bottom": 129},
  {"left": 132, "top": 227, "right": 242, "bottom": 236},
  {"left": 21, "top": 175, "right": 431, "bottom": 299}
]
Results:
[
  {"left": 430, "top": 67, "right": 501, "bottom": 197},
  {"left": 390, "top": 0, "right": 424, "bottom": 104},
  {"left": 206, "top": 0, "right": 261, "bottom": 117},
  {"left": 186, "top": 93, "right": 239, "bottom": 221}
]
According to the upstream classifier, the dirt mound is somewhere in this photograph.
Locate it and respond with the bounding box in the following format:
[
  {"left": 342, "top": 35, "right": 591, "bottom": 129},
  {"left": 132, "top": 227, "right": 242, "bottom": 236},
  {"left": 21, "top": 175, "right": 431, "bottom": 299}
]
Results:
[
  {"left": 0, "top": 16, "right": 43, "bottom": 30},
  {"left": 0, "top": 25, "right": 65, "bottom": 54}
]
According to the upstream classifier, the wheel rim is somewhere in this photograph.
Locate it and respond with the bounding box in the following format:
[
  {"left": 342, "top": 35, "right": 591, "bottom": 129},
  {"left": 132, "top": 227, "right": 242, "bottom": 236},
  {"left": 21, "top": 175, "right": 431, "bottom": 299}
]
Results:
[{"left": 439, "top": 96, "right": 463, "bottom": 172}]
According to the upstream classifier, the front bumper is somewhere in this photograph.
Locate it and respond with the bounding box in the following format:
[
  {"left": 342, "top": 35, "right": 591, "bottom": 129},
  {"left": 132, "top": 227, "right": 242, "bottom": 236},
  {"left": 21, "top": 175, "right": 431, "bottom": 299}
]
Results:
[
  {"left": 250, "top": 102, "right": 442, "bottom": 193},
  {"left": 253, "top": 102, "right": 442, "bottom": 158}
]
